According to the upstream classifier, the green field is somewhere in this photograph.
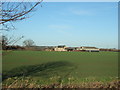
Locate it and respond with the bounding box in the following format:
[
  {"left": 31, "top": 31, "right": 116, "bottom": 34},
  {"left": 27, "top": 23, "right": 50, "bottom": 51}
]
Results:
[{"left": 2, "top": 51, "right": 119, "bottom": 88}]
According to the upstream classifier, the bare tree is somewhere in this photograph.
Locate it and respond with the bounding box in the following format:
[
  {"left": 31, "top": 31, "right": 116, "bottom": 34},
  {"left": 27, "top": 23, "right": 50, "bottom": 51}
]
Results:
[
  {"left": 23, "top": 39, "right": 35, "bottom": 47},
  {"left": 0, "top": 0, "right": 43, "bottom": 30},
  {"left": 1, "top": 35, "right": 8, "bottom": 50},
  {"left": 0, "top": 35, "right": 24, "bottom": 50}
]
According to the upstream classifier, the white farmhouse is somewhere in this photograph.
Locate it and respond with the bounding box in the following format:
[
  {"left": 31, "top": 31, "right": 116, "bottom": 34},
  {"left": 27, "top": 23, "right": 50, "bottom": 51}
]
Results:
[{"left": 54, "top": 45, "right": 67, "bottom": 51}]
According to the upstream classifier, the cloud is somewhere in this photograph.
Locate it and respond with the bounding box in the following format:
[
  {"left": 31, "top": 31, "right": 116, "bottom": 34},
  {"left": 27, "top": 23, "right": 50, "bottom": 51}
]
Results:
[
  {"left": 68, "top": 7, "right": 93, "bottom": 16},
  {"left": 55, "top": 7, "right": 93, "bottom": 16},
  {"left": 71, "top": 10, "right": 92, "bottom": 15}
]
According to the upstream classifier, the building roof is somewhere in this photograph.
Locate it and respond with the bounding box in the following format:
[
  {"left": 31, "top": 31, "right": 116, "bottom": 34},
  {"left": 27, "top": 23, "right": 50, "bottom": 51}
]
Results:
[{"left": 58, "top": 45, "right": 66, "bottom": 48}]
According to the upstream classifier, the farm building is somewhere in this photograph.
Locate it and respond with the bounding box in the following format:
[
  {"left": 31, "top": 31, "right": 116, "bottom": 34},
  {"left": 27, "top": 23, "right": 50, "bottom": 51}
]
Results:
[
  {"left": 78, "top": 46, "right": 100, "bottom": 52},
  {"left": 54, "top": 45, "right": 67, "bottom": 51}
]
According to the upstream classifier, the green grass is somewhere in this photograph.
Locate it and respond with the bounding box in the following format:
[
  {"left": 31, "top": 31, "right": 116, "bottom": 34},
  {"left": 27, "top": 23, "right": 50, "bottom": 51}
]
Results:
[{"left": 2, "top": 51, "right": 119, "bottom": 87}]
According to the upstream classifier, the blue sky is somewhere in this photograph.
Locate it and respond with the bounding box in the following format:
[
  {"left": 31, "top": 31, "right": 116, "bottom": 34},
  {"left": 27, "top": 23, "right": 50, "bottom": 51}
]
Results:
[{"left": 4, "top": 2, "right": 118, "bottom": 48}]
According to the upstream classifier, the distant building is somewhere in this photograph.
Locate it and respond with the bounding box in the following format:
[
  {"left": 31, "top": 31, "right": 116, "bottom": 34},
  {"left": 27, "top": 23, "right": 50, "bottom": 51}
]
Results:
[
  {"left": 78, "top": 46, "right": 99, "bottom": 52},
  {"left": 45, "top": 47, "right": 54, "bottom": 51},
  {"left": 66, "top": 47, "right": 77, "bottom": 51},
  {"left": 54, "top": 45, "right": 67, "bottom": 51}
]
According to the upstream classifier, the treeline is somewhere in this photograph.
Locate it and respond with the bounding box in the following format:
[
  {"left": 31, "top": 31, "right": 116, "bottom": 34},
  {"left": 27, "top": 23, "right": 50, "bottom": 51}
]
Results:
[
  {"left": 2, "top": 45, "right": 120, "bottom": 52},
  {"left": 3, "top": 45, "right": 25, "bottom": 50},
  {"left": 2, "top": 45, "right": 49, "bottom": 51}
]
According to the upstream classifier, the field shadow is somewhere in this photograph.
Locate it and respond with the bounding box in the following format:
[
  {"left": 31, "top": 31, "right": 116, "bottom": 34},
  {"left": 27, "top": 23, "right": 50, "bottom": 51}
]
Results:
[{"left": 3, "top": 61, "right": 75, "bottom": 81}]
